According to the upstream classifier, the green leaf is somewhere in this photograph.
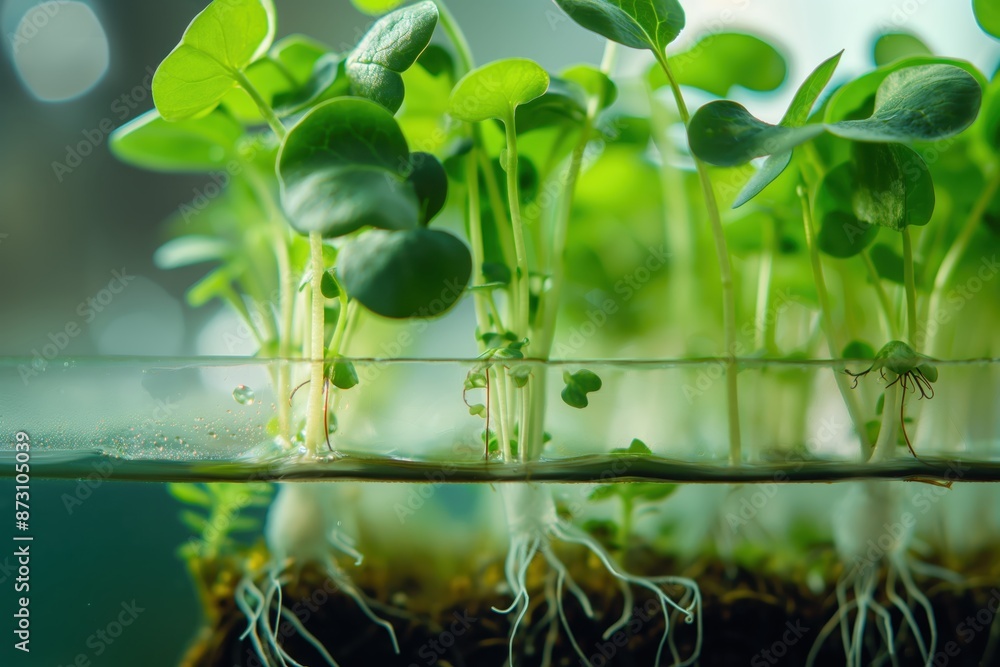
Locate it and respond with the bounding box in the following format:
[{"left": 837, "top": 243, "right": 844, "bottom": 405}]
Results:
[
  {"left": 273, "top": 56, "right": 348, "bottom": 117},
  {"left": 829, "top": 65, "right": 982, "bottom": 143},
  {"left": 449, "top": 58, "right": 550, "bottom": 124},
  {"left": 588, "top": 485, "right": 619, "bottom": 502},
  {"left": 815, "top": 163, "right": 878, "bottom": 257},
  {"left": 629, "top": 483, "right": 677, "bottom": 502},
  {"left": 553, "top": 0, "right": 685, "bottom": 54},
  {"left": 651, "top": 32, "right": 787, "bottom": 97},
  {"left": 851, "top": 143, "right": 934, "bottom": 231},
  {"left": 154, "top": 236, "right": 231, "bottom": 269},
  {"left": 329, "top": 360, "right": 359, "bottom": 389},
  {"left": 873, "top": 33, "right": 931, "bottom": 66},
  {"left": 110, "top": 109, "right": 243, "bottom": 172},
  {"left": 152, "top": 0, "right": 276, "bottom": 120},
  {"left": 627, "top": 438, "right": 652, "bottom": 455},
  {"left": 179, "top": 509, "right": 209, "bottom": 533},
  {"left": 320, "top": 271, "right": 339, "bottom": 298},
  {"left": 732, "top": 51, "right": 842, "bottom": 207},
  {"left": 561, "top": 369, "right": 603, "bottom": 409},
  {"left": 515, "top": 76, "right": 588, "bottom": 135},
  {"left": 278, "top": 98, "right": 419, "bottom": 237},
  {"left": 562, "top": 64, "right": 617, "bottom": 110},
  {"left": 351, "top": 0, "right": 406, "bottom": 15},
  {"left": 407, "top": 152, "right": 449, "bottom": 224},
  {"left": 842, "top": 340, "right": 875, "bottom": 360},
  {"left": 337, "top": 228, "right": 472, "bottom": 319},
  {"left": 186, "top": 268, "right": 233, "bottom": 308},
  {"left": 346, "top": 1, "right": 439, "bottom": 113},
  {"left": 974, "top": 0, "right": 1000, "bottom": 39},
  {"left": 168, "top": 483, "right": 213, "bottom": 506},
  {"left": 687, "top": 101, "right": 825, "bottom": 167},
  {"left": 870, "top": 243, "right": 905, "bottom": 283}
]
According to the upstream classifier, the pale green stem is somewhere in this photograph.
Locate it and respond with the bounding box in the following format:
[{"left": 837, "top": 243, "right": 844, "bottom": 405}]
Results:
[
  {"left": 901, "top": 227, "right": 918, "bottom": 348},
  {"left": 755, "top": 219, "right": 776, "bottom": 353},
  {"left": 654, "top": 50, "right": 741, "bottom": 464},
  {"left": 860, "top": 249, "right": 898, "bottom": 340},
  {"left": 465, "top": 147, "right": 493, "bottom": 340},
  {"left": 495, "top": 364, "right": 513, "bottom": 462},
  {"left": 798, "top": 186, "right": 873, "bottom": 457},
  {"left": 326, "top": 277, "right": 351, "bottom": 357},
  {"left": 870, "top": 378, "right": 902, "bottom": 463},
  {"left": 234, "top": 70, "right": 286, "bottom": 139},
  {"left": 925, "top": 168, "right": 1000, "bottom": 356},
  {"left": 304, "top": 232, "right": 327, "bottom": 456},
  {"left": 434, "top": 0, "right": 473, "bottom": 75},
  {"left": 503, "top": 116, "right": 531, "bottom": 341}
]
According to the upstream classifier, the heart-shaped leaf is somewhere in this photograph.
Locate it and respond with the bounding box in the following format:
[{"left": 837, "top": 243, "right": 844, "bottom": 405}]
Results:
[
  {"left": 649, "top": 32, "right": 787, "bottom": 97},
  {"left": 561, "top": 369, "right": 603, "bottom": 409},
  {"left": 278, "top": 98, "right": 418, "bottom": 237},
  {"left": 406, "top": 152, "right": 449, "bottom": 224},
  {"left": 815, "top": 162, "right": 878, "bottom": 257},
  {"left": 873, "top": 33, "right": 931, "bottom": 66},
  {"left": 346, "top": 1, "right": 439, "bottom": 113},
  {"left": 153, "top": 0, "right": 276, "bottom": 120},
  {"left": 974, "top": 0, "right": 1000, "bottom": 39},
  {"left": 110, "top": 109, "right": 243, "bottom": 172},
  {"left": 449, "top": 58, "right": 550, "bottom": 124},
  {"left": 829, "top": 65, "right": 982, "bottom": 143},
  {"left": 851, "top": 143, "right": 934, "bottom": 231},
  {"left": 553, "top": 0, "right": 685, "bottom": 54},
  {"left": 687, "top": 101, "right": 825, "bottom": 167},
  {"left": 732, "top": 50, "right": 843, "bottom": 207},
  {"left": 515, "top": 75, "right": 588, "bottom": 134},
  {"left": 337, "top": 228, "right": 472, "bottom": 319}
]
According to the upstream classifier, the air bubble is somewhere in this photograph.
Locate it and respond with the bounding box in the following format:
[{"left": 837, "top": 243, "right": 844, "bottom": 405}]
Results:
[{"left": 233, "top": 385, "right": 255, "bottom": 405}]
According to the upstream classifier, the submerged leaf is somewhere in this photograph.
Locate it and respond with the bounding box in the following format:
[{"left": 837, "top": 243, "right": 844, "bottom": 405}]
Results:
[{"left": 561, "top": 369, "right": 603, "bottom": 408}]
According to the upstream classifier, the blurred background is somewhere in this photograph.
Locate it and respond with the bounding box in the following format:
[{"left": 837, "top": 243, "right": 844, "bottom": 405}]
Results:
[
  {"left": 0, "top": 1, "right": 996, "bottom": 666},
  {"left": 0, "top": 0, "right": 996, "bottom": 359}
]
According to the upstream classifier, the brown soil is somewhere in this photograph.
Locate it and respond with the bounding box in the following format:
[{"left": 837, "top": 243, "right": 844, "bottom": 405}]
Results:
[{"left": 181, "top": 546, "right": 1000, "bottom": 667}]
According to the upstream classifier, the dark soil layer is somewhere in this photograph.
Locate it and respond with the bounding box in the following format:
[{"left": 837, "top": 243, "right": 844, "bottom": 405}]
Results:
[{"left": 182, "top": 549, "right": 1000, "bottom": 667}]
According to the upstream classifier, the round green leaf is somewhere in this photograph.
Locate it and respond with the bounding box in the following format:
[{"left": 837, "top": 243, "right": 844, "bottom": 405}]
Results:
[
  {"left": 687, "top": 101, "right": 825, "bottom": 167},
  {"left": 974, "top": 0, "right": 1000, "bottom": 39},
  {"left": 281, "top": 166, "right": 418, "bottom": 237},
  {"left": 279, "top": 97, "right": 410, "bottom": 180},
  {"left": 562, "top": 64, "right": 617, "bottom": 110},
  {"left": 337, "top": 228, "right": 472, "bottom": 319},
  {"left": 406, "top": 152, "right": 449, "bottom": 224},
  {"left": 553, "top": 0, "right": 685, "bottom": 54},
  {"left": 278, "top": 98, "right": 418, "bottom": 236},
  {"left": 815, "top": 162, "right": 878, "bottom": 257},
  {"left": 851, "top": 143, "right": 934, "bottom": 231},
  {"left": 110, "top": 109, "right": 243, "bottom": 172},
  {"left": 873, "top": 33, "right": 931, "bottom": 66},
  {"left": 515, "top": 76, "right": 588, "bottom": 134},
  {"left": 650, "top": 32, "right": 787, "bottom": 97},
  {"left": 152, "top": 0, "right": 276, "bottom": 120},
  {"left": 870, "top": 243, "right": 905, "bottom": 284},
  {"left": 830, "top": 64, "right": 982, "bottom": 143},
  {"left": 842, "top": 340, "right": 875, "bottom": 360},
  {"left": 449, "top": 58, "right": 549, "bottom": 124},
  {"left": 346, "top": 1, "right": 439, "bottom": 113},
  {"left": 154, "top": 236, "right": 231, "bottom": 269}
]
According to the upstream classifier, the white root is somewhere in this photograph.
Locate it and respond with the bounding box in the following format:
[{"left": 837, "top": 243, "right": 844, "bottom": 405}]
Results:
[
  {"left": 495, "top": 483, "right": 702, "bottom": 666},
  {"left": 808, "top": 481, "right": 938, "bottom": 667},
  {"left": 235, "top": 483, "right": 399, "bottom": 667}
]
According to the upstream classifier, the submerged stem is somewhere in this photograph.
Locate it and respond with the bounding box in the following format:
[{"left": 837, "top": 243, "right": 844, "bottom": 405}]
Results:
[
  {"left": 798, "top": 185, "right": 873, "bottom": 457},
  {"left": 304, "top": 232, "right": 327, "bottom": 455},
  {"left": 654, "top": 50, "right": 741, "bottom": 464}
]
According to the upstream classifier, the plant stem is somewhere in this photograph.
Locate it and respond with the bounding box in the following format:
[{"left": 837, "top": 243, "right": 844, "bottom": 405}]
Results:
[
  {"left": 434, "top": 0, "right": 473, "bottom": 76},
  {"left": 304, "top": 232, "right": 326, "bottom": 456},
  {"left": 234, "top": 71, "right": 286, "bottom": 139},
  {"left": 327, "top": 276, "right": 351, "bottom": 357},
  {"left": 654, "top": 51, "right": 741, "bottom": 464},
  {"left": 859, "top": 249, "right": 898, "bottom": 340},
  {"left": 901, "top": 227, "right": 918, "bottom": 348},
  {"left": 465, "top": 148, "right": 493, "bottom": 341},
  {"left": 504, "top": 117, "right": 531, "bottom": 341},
  {"left": 755, "top": 219, "right": 776, "bottom": 353},
  {"left": 925, "top": 167, "right": 1000, "bottom": 355},
  {"left": 798, "top": 185, "right": 872, "bottom": 457},
  {"left": 870, "top": 379, "right": 901, "bottom": 462}
]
